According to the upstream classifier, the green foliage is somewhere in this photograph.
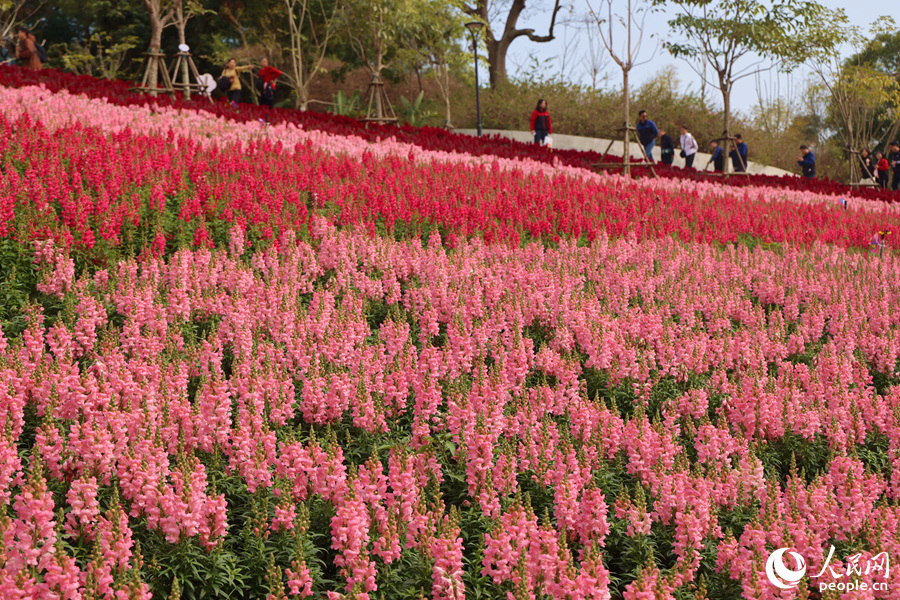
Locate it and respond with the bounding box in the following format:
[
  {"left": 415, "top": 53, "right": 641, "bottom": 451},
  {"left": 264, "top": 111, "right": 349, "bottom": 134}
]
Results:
[
  {"left": 658, "top": 0, "right": 846, "bottom": 70},
  {"left": 342, "top": 0, "right": 430, "bottom": 75},
  {"left": 57, "top": 32, "right": 141, "bottom": 80},
  {"left": 850, "top": 28, "right": 900, "bottom": 76},
  {"left": 42, "top": 0, "right": 149, "bottom": 74},
  {"left": 328, "top": 89, "right": 362, "bottom": 117},
  {"left": 811, "top": 20, "right": 900, "bottom": 156},
  {"left": 399, "top": 90, "right": 436, "bottom": 126},
  {"left": 0, "top": 237, "right": 41, "bottom": 338},
  {"left": 143, "top": 538, "right": 250, "bottom": 599}
]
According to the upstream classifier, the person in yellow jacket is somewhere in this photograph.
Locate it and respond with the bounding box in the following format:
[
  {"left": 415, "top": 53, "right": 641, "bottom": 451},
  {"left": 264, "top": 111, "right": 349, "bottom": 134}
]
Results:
[{"left": 220, "top": 58, "right": 253, "bottom": 107}]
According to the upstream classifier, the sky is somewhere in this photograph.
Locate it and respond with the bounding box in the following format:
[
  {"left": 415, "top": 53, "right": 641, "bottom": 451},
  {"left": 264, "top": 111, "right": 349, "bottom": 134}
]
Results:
[{"left": 502, "top": 0, "right": 892, "bottom": 116}]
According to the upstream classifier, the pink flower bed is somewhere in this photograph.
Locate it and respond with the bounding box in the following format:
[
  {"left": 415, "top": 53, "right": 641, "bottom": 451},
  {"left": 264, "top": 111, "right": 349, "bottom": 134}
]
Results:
[{"left": 1, "top": 222, "right": 898, "bottom": 598}]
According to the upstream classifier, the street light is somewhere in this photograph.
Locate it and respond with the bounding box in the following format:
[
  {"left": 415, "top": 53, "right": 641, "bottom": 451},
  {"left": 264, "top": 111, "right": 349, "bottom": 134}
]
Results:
[{"left": 465, "top": 21, "right": 484, "bottom": 137}]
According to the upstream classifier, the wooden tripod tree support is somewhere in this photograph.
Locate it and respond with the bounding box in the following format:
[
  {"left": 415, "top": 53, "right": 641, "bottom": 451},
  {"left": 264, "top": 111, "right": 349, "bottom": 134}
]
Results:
[
  {"left": 131, "top": 52, "right": 175, "bottom": 97},
  {"left": 362, "top": 74, "right": 398, "bottom": 125},
  {"left": 593, "top": 124, "right": 658, "bottom": 179},
  {"left": 169, "top": 51, "right": 212, "bottom": 102},
  {"left": 847, "top": 147, "right": 878, "bottom": 188}
]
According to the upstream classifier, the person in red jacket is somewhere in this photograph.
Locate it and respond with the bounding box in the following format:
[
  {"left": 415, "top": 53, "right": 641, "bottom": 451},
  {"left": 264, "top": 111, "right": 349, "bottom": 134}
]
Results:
[
  {"left": 530, "top": 99, "right": 552, "bottom": 146},
  {"left": 257, "top": 58, "right": 283, "bottom": 109},
  {"left": 876, "top": 151, "right": 891, "bottom": 189}
]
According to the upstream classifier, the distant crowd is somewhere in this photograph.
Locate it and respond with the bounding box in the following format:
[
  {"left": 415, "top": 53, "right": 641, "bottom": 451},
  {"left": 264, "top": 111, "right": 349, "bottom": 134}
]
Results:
[
  {"left": 858, "top": 145, "right": 900, "bottom": 189},
  {"left": 529, "top": 101, "right": 825, "bottom": 178}
]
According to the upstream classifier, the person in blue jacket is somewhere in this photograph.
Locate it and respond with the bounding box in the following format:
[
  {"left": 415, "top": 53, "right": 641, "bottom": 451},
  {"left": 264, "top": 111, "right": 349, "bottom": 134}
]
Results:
[
  {"left": 636, "top": 110, "right": 658, "bottom": 162},
  {"left": 797, "top": 145, "right": 815, "bottom": 178},
  {"left": 709, "top": 140, "right": 724, "bottom": 172},
  {"left": 729, "top": 133, "right": 748, "bottom": 172}
]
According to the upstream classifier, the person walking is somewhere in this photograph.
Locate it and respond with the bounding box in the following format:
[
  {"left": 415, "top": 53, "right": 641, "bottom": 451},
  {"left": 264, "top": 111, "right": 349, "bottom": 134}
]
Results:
[
  {"left": 658, "top": 128, "right": 675, "bottom": 165},
  {"left": 797, "top": 145, "right": 816, "bottom": 178},
  {"left": 221, "top": 58, "right": 253, "bottom": 108},
  {"left": 729, "top": 134, "right": 748, "bottom": 172},
  {"left": 679, "top": 125, "right": 698, "bottom": 169},
  {"left": 15, "top": 26, "right": 41, "bottom": 71},
  {"left": 889, "top": 141, "right": 900, "bottom": 190},
  {"left": 257, "top": 57, "right": 282, "bottom": 109},
  {"left": 709, "top": 140, "right": 724, "bottom": 172},
  {"left": 636, "top": 110, "right": 658, "bottom": 162},
  {"left": 530, "top": 99, "right": 552, "bottom": 145},
  {"left": 876, "top": 151, "right": 890, "bottom": 189}
]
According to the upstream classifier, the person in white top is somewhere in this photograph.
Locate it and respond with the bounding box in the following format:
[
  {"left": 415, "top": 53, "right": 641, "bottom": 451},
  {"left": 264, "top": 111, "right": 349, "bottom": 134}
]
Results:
[{"left": 679, "top": 125, "right": 698, "bottom": 169}]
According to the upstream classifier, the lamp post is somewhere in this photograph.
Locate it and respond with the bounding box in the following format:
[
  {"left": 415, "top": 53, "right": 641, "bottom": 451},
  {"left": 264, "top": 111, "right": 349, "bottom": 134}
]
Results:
[{"left": 465, "top": 21, "right": 484, "bottom": 137}]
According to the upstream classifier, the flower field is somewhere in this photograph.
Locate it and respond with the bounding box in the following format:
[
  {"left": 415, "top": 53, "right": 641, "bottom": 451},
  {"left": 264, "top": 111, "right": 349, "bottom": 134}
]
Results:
[
  {"left": 1, "top": 68, "right": 899, "bottom": 600},
  {"left": 3, "top": 65, "right": 899, "bottom": 203}
]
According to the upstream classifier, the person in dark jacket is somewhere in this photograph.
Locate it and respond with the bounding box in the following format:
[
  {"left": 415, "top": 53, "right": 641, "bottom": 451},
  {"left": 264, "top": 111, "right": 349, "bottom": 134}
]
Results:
[
  {"left": 889, "top": 141, "right": 900, "bottom": 190},
  {"left": 859, "top": 148, "right": 875, "bottom": 183},
  {"left": 530, "top": 99, "right": 552, "bottom": 145},
  {"left": 709, "top": 140, "right": 724, "bottom": 172},
  {"left": 797, "top": 145, "right": 815, "bottom": 178},
  {"left": 729, "top": 134, "right": 748, "bottom": 172},
  {"left": 658, "top": 129, "right": 675, "bottom": 165},
  {"left": 636, "top": 110, "right": 658, "bottom": 162},
  {"left": 15, "top": 26, "right": 41, "bottom": 71}
]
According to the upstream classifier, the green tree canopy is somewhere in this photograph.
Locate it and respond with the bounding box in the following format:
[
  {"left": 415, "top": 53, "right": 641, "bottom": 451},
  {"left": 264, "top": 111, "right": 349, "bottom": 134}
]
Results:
[
  {"left": 807, "top": 20, "right": 900, "bottom": 180},
  {"left": 654, "top": 0, "right": 847, "bottom": 171}
]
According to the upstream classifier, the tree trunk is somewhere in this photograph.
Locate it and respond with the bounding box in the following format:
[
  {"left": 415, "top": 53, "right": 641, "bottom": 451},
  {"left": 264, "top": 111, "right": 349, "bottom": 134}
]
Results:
[
  {"left": 433, "top": 60, "right": 453, "bottom": 127},
  {"left": 176, "top": 15, "right": 190, "bottom": 99},
  {"left": 721, "top": 75, "right": 732, "bottom": 174},
  {"left": 284, "top": 0, "right": 337, "bottom": 113},
  {"left": 142, "top": 0, "right": 175, "bottom": 97},
  {"left": 486, "top": 37, "right": 508, "bottom": 88},
  {"left": 288, "top": 46, "right": 306, "bottom": 110},
  {"left": 147, "top": 13, "right": 163, "bottom": 96},
  {"left": 374, "top": 71, "right": 384, "bottom": 120},
  {"left": 470, "top": 0, "right": 561, "bottom": 89},
  {"left": 846, "top": 110, "right": 854, "bottom": 157},
  {"left": 372, "top": 49, "right": 386, "bottom": 119},
  {"left": 294, "top": 56, "right": 309, "bottom": 111},
  {"left": 295, "top": 85, "right": 309, "bottom": 111},
  {"left": 284, "top": 0, "right": 308, "bottom": 111},
  {"left": 442, "top": 67, "right": 452, "bottom": 128},
  {"left": 623, "top": 67, "right": 630, "bottom": 176}
]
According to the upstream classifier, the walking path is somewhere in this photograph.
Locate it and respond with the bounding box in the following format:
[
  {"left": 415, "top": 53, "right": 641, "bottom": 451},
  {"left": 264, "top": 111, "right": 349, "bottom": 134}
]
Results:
[{"left": 456, "top": 129, "right": 795, "bottom": 177}]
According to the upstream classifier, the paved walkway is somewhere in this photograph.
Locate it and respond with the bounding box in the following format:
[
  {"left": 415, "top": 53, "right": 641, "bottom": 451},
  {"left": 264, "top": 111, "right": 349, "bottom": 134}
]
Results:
[{"left": 456, "top": 129, "right": 795, "bottom": 177}]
